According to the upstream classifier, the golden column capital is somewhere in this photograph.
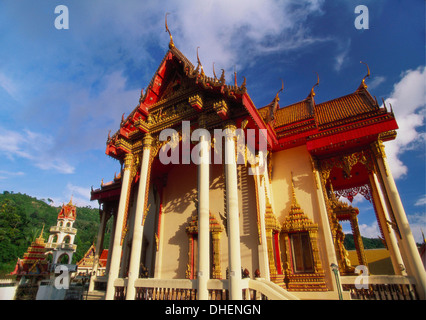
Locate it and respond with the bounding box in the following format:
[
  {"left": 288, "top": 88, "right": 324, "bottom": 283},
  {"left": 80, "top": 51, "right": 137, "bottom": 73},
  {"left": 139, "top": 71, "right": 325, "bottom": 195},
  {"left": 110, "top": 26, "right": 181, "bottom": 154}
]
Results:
[
  {"left": 222, "top": 120, "right": 237, "bottom": 132},
  {"left": 123, "top": 153, "right": 134, "bottom": 170},
  {"left": 142, "top": 133, "right": 153, "bottom": 149},
  {"left": 371, "top": 140, "right": 386, "bottom": 159}
]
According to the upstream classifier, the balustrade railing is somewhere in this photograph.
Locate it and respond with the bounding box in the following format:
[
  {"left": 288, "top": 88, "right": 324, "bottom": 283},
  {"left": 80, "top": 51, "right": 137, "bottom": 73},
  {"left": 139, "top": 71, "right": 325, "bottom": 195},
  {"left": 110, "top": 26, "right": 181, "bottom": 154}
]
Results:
[
  {"left": 341, "top": 275, "right": 419, "bottom": 300},
  {"left": 49, "top": 226, "right": 77, "bottom": 234},
  {"left": 45, "top": 242, "right": 76, "bottom": 250},
  {"left": 113, "top": 278, "right": 299, "bottom": 300}
]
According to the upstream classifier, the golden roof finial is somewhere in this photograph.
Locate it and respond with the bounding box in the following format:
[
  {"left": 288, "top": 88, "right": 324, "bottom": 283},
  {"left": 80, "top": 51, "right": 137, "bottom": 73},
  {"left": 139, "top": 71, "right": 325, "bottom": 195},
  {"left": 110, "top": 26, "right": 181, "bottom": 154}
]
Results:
[
  {"left": 165, "top": 12, "right": 174, "bottom": 48},
  {"left": 196, "top": 47, "right": 204, "bottom": 76},
  {"left": 360, "top": 61, "right": 370, "bottom": 88},
  {"left": 213, "top": 62, "right": 217, "bottom": 81},
  {"left": 276, "top": 78, "right": 284, "bottom": 100},
  {"left": 310, "top": 72, "right": 319, "bottom": 97}
]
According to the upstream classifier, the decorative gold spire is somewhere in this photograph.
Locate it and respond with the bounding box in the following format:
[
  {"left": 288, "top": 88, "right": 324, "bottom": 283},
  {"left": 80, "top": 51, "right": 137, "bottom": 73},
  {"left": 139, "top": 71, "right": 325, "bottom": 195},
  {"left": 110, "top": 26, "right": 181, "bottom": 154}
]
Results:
[
  {"left": 290, "top": 172, "right": 299, "bottom": 208},
  {"left": 360, "top": 61, "right": 370, "bottom": 89},
  {"left": 38, "top": 224, "right": 45, "bottom": 239},
  {"left": 35, "top": 224, "right": 46, "bottom": 245},
  {"left": 165, "top": 12, "right": 174, "bottom": 48}
]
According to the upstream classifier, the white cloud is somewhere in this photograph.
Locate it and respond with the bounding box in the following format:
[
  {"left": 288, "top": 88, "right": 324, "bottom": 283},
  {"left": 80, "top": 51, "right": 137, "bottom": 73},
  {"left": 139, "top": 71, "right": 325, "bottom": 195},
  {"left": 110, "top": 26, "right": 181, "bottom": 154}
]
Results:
[
  {"left": 160, "top": 0, "right": 327, "bottom": 75},
  {"left": 3, "top": 1, "right": 329, "bottom": 173},
  {"left": 407, "top": 212, "right": 426, "bottom": 244},
  {"left": 342, "top": 220, "right": 381, "bottom": 239},
  {"left": 65, "top": 183, "right": 93, "bottom": 208},
  {"left": 359, "top": 221, "right": 381, "bottom": 239},
  {"left": 47, "top": 183, "right": 93, "bottom": 208},
  {"left": 0, "top": 170, "right": 25, "bottom": 180},
  {"left": 384, "top": 66, "right": 426, "bottom": 179},
  {"left": 367, "top": 75, "right": 386, "bottom": 90},
  {"left": 0, "top": 72, "right": 18, "bottom": 98},
  {"left": 415, "top": 195, "right": 426, "bottom": 207},
  {"left": 334, "top": 39, "right": 351, "bottom": 72},
  {"left": 0, "top": 127, "right": 75, "bottom": 174}
]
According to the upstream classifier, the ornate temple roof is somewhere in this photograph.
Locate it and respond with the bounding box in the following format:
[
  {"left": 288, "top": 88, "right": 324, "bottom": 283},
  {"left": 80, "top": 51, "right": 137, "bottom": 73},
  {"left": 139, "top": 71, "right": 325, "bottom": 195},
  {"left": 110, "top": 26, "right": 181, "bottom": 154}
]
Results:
[
  {"left": 58, "top": 197, "right": 77, "bottom": 221},
  {"left": 94, "top": 22, "right": 399, "bottom": 200},
  {"left": 11, "top": 226, "right": 49, "bottom": 275},
  {"left": 314, "top": 87, "right": 380, "bottom": 127}
]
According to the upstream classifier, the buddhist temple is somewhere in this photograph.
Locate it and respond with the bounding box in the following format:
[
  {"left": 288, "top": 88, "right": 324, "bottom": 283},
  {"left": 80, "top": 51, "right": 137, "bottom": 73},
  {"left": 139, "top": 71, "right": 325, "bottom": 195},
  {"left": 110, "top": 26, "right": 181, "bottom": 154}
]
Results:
[
  {"left": 10, "top": 226, "right": 49, "bottom": 276},
  {"left": 89, "top": 21, "right": 425, "bottom": 300},
  {"left": 77, "top": 244, "right": 108, "bottom": 276}
]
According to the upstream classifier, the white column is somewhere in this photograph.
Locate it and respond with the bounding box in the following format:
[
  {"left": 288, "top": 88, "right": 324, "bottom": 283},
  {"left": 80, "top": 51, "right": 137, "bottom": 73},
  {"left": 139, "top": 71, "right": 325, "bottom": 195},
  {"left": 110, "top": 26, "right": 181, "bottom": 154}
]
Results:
[
  {"left": 312, "top": 158, "right": 343, "bottom": 297},
  {"left": 196, "top": 124, "right": 210, "bottom": 300},
  {"left": 105, "top": 153, "right": 133, "bottom": 300},
  {"left": 376, "top": 153, "right": 426, "bottom": 299},
  {"left": 253, "top": 159, "right": 270, "bottom": 280},
  {"left": 105, "top": 212, "right": 117, "bottom": 276},
  {"left": 370, "top": 172, "right": 406, "bottom": 275},
  {"left": 126, "top": 134, "right": 152, "bottom": 300},
  {"left": 224, "top": 123, "right": 243, "bottom": 300},
  {"left": 89, "top": 209, "right": 108, "bottom": 291}
]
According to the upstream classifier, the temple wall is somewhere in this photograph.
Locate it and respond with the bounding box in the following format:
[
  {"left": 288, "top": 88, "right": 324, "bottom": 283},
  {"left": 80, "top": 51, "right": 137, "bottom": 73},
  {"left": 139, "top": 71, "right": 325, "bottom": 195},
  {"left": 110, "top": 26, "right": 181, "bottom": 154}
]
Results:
[
  {"left": 270, "top": 145, "right": 333, "bottom": 289},
  {"left": 271, "top": 146, "right": 317, "bottom": 221},
  {"left": 237, "top": 165, "right": 259, "bottom": 277},
  {"left": 158, "top": 162, "right": 259, "bottom": 280},
  {"left": 161, "top": 163, "right": 197, "bottom": 279}
]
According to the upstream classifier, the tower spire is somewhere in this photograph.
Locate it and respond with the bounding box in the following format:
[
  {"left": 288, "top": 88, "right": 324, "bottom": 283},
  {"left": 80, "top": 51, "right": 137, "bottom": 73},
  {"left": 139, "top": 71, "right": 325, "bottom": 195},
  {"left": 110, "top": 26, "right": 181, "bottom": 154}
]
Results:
[{"left": 38, "top": 224, "right": 45, "bottom": 239}]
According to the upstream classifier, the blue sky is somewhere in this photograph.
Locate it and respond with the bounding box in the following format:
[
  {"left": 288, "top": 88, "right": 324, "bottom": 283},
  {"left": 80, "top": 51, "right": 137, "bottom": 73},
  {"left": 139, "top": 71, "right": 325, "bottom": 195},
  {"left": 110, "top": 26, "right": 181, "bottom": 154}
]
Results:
[{"left": 0, "top": 1, "right": 424, "bottom": 242}]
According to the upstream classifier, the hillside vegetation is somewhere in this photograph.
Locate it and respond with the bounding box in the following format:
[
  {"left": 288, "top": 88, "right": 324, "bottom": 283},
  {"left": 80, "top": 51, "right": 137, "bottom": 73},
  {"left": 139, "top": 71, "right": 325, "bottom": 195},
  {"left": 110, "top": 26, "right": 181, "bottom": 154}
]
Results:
[{"left": 0, "top": 191, "right": 110, "bottom": 275}]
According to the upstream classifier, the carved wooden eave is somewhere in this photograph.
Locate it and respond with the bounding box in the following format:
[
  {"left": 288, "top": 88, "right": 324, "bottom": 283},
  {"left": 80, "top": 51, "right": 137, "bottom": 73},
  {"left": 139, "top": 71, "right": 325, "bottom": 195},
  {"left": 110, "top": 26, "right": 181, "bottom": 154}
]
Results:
[{"left": 105, "top": 42, "right": 278, "bottom": 162}]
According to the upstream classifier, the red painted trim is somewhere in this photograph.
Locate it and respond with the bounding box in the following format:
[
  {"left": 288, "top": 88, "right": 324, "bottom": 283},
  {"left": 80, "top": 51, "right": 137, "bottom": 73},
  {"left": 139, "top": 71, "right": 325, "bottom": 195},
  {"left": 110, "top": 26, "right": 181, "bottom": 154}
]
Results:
[
  {"left": 274, "top": 232, "right": 282, "bottom": 274},
  {"left": 307, "top": 120, "right": 398, "bottom": 151},
  {"left": 242, "top": 93, "right": 278, "bottom": 147}
]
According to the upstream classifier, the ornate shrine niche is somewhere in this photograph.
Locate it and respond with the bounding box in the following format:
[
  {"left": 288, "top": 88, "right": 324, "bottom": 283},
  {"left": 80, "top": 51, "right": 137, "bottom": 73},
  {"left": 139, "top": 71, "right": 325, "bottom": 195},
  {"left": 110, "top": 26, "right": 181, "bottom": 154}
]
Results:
[
  {"left": 317, "top": 148, "right": 378, "bottom": 274},
  {"left": 185, "top": 212, "right": 223, "bottom": 280},
  {"left": 280, "top": 182, "right": 327, "bottom": 291}
]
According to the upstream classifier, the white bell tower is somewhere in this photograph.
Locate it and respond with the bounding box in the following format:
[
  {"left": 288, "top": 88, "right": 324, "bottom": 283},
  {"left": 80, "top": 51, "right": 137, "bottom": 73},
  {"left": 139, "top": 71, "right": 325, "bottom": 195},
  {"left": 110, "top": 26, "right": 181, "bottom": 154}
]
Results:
[{"left": 46, "top": 197, "right": 78, "bottom": 269}]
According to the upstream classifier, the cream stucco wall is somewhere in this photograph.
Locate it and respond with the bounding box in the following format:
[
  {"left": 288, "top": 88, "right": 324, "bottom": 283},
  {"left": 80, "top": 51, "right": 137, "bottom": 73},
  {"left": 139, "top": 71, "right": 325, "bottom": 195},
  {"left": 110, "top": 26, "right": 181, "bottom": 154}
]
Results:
[
  {"left": 157, "top": 161, "right": 259, "bottom": 280},
  {"left": 270, "top": 145, "right": 334, "bottom": 289}
]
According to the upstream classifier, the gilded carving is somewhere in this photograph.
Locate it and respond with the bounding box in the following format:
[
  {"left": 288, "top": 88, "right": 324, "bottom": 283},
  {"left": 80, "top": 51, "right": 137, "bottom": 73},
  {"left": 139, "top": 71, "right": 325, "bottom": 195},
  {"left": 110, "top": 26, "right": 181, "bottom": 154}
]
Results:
[
  {"left": 185, "top": 212, "right": 224, "bottom": 279},
  {"left": 280, "top": 178, "right": 327, "bottom": 291}
]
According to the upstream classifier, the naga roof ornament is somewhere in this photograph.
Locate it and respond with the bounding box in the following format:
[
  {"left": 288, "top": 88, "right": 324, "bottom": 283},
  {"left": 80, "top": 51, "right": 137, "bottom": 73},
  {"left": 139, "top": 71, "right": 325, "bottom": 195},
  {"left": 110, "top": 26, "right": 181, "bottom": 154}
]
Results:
[
  {"left": 359, "top": 61, "right": 370, "bottom": 90},
  {"left": 309, "top": 72, "right": 320, "bottom": 98},
  {"left": 165, "top": 13, "right": 174, "bottom": 49},
  {"left": 267, "top": 79, "right": 284, "bottom": 124}
]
